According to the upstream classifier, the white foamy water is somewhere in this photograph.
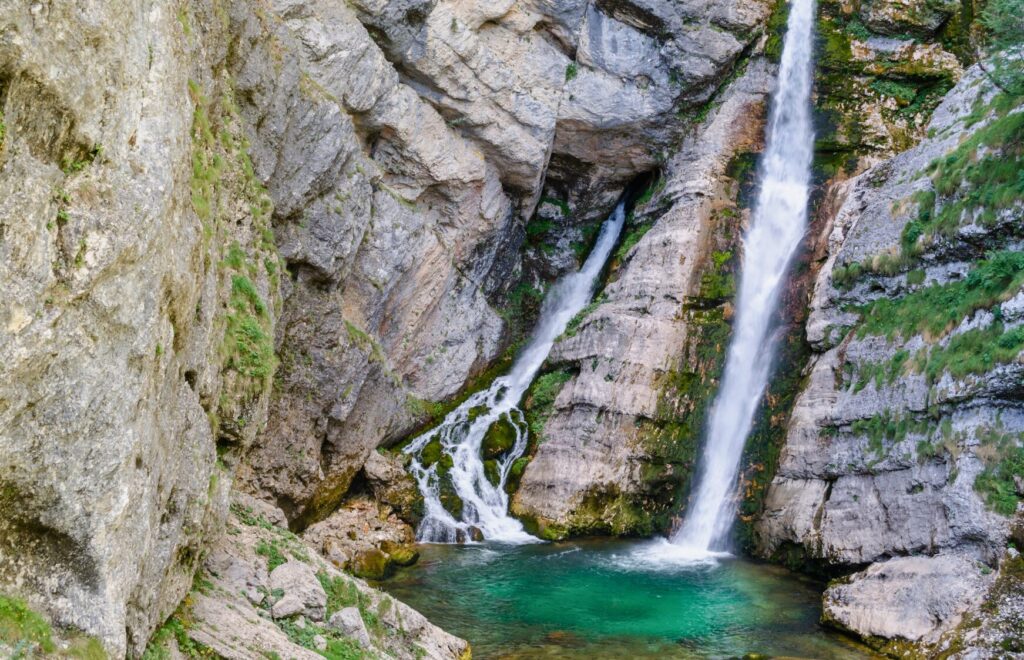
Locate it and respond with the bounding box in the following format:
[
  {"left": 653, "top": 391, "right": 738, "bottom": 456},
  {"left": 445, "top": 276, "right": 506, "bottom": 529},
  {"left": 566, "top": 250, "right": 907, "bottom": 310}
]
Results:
[
  {"left": 403, "top": 201, "right": 627, "bottom": 543},
  {"left": 669, "top": 0, "right": 817, "bottom": 557}
]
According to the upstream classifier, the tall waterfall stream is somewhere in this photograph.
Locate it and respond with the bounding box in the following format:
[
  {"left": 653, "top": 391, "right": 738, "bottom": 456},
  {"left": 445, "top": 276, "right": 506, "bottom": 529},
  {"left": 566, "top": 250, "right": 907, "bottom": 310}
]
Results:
[
  {"left": 403, "top": 201, "right": 626, "bottom": 543},
  {"left": 670, "top": 0, "right": 816, "bottom": 557}
]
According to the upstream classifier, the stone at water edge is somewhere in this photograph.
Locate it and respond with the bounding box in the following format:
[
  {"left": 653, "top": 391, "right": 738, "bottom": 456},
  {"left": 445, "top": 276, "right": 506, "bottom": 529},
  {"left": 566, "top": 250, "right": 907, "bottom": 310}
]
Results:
[
  {"left": 822, "top": 554, "right": 995, "bottom": 644},
  {"left": 349, "top": 548, "right": 395, "bottom": 580},
  {"left": 380, "top": 540, "right": 420, "bottom": 567}
]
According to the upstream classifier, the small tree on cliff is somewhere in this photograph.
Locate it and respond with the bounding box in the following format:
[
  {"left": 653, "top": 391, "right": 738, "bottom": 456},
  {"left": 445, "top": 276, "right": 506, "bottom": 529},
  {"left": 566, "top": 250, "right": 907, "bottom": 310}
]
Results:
[{"left": 979, "top": 0, "right": 1024, "bottom": 94}]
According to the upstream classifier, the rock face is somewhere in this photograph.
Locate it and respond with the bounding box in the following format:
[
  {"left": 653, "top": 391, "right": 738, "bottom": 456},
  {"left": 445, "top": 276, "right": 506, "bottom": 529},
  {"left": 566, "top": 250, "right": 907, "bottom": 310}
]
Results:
[
  {"left": 754, "top": 64, "right": 1023, "bottom": 646},
  {"left": 512, "top": 58, "right": 775, "bottom": 537},
  {"left": 0, "top": 2, "right": 280, "bottom": 655}
]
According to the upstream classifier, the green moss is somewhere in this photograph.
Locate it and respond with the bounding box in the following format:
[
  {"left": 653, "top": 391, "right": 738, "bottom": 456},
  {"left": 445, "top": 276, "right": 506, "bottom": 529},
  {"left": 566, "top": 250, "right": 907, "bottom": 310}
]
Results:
[
  {"left": 349, "top": 548, "right": 394, "bottom": 580},
  {"left": 504, "top": 457, "right": 530, "bottom": 495},
  {"left": 698, "top": 250, "right": 735, "bottom": 301},
  {"left": 870, "top": 79, "right": 920, "bottom": 106},
  {"left": 482, "top": 418, "right": 517, "bottom": 458},
  {"left": 0, "top": 595, "right": 55, "bottom": 655},
  {"left": 565, "top": 62, "right": 579, "bottom": 82},
  {"left": 419, "top": 437, "right": 443, "bottom": 467},
  {"left": 523, "top": 369, "right": 573, "bottom": 440}
]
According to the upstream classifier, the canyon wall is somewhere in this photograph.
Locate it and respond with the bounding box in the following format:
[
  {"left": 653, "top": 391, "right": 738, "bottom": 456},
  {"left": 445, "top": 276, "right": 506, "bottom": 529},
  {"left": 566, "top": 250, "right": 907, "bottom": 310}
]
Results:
[{"left": 0, "top": 0, "right": 1019, "bottom": 657}]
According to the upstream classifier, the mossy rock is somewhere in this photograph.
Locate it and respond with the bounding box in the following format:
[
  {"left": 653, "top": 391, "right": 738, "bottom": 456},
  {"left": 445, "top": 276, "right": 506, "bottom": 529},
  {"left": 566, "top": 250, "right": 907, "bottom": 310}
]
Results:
[
  {"left": 483, "top": 459, "right": 501, "bottom": 486},
  {"left": 467, "top": 405, "right": 489, "bottom": 422},
  {"left": 420, "top": 437, "right": 443, "bottom": 467},
  {"left": 438, "top": 482, "right": 464, "bottom": 519},
  {"left": 380, "top": 540, "right": 420, "bottom": 567},
  {"left": 349, "top": 548, "right": 395, "bottom": 580},
  {"left": 517, "top": 513, "right": 569, "bottom": 541},
  {"left": 504, "top": 457, "right": 530, "bottom": 495},
  {"left": 482, "top": 418, "right": 517, "bottom": 459}
]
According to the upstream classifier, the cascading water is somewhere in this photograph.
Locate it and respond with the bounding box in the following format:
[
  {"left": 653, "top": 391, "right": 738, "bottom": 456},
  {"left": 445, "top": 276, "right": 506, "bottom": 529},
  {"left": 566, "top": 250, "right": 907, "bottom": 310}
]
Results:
[
  {"left": 403, "top": 201, "right": 627, "bottom": 543},
  {"left": 670, "top": 0, "right": 816, "bottom": 556}
]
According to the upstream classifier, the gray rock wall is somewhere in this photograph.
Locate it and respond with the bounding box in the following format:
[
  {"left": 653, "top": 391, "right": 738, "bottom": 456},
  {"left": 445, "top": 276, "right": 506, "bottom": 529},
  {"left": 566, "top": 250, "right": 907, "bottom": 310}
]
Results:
[{"left": 754, "top": 65, "right": 1023, "bottom": 647}]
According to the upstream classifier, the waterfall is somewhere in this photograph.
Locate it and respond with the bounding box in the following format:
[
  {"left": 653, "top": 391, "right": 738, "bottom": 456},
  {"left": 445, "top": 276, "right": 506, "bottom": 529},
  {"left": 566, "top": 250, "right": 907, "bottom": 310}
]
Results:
[
  {"left": 671, "top": 0, "right": 816, "bottom": 555},
  {"left": 403, "top": 201, "right": 627, "bottom": 543}
]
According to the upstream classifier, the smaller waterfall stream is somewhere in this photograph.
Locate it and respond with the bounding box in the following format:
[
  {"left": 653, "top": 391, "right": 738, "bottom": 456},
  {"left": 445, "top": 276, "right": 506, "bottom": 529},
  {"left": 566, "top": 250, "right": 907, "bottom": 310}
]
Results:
[
  {"left": 404, "top": 201, "right": 626, "bottom": 543},
  {"left": 669, "top": 0, "right": 817, "bottom": 556}
]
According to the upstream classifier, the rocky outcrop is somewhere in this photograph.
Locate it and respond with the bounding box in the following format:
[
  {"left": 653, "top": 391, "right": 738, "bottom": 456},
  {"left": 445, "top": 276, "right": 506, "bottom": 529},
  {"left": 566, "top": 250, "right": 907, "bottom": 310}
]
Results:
[
  {"left": 145, "top": 494, "right": 469, "bottom": 659},
  {"left": 512, "top": 57, "right": 775, "bottom": 537},
  {"left": 754, "top": 64, "right": 1023, "bottom": 647},
  {"left": 1, "top": 0, "right": 785, "bottom": 652}
]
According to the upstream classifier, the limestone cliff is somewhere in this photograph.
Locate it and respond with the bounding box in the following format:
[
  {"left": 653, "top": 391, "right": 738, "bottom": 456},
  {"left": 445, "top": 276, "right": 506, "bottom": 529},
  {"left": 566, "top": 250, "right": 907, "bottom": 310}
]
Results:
[{"left": 754, "top": 64, "right": 1023, "bottom": 651}]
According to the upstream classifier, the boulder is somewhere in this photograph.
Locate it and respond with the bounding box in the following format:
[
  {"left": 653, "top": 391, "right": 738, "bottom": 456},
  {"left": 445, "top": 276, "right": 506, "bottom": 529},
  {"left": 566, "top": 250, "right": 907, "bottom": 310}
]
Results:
[
  {"left": 269, "top": 562, "right": 328, "bottom": 622},
  {"left": 349, "top": 549, "right": 395, "bottom": 580},
  {"left": 328, "top": 608, "right": 373, "bottom": 649},
  {"left": 823, "top": 554, "right": 994, "bottom": 643}
]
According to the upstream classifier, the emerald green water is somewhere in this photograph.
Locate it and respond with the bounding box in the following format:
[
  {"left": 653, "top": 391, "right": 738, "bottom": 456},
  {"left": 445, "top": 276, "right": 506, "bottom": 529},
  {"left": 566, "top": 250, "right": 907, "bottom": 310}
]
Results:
[{"left": 378, "top": 540, "right": 878, "bottom": 659}]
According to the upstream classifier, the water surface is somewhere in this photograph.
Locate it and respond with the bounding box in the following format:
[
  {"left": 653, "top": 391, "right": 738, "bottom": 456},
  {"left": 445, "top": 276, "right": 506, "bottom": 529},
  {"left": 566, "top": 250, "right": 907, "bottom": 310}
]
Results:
[{"left": 378, "top": 540, "right": 877, "bottom": 659}]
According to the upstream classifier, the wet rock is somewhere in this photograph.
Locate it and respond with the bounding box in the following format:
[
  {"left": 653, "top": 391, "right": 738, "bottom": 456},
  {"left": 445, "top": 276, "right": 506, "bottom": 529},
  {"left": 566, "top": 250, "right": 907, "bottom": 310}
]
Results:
[
  {"left": 482, "top": 418, "right": 518, "bottom": 458},
  {"left": 514, "top": 59, "right": 776, "bottom": 534},
  {"left": 349, "top": 549, "right": 395, "bottom": 580}
]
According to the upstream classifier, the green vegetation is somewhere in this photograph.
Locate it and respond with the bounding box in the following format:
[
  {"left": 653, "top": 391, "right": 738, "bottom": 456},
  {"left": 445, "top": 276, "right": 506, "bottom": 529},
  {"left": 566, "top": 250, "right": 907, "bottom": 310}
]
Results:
[
  {"left": 903, "top": 101, "right": 1024, "bottom": 252},
  {"left": 0, "top": 595, "right": 55, "bottom": 657},
  {"left": 0, "top": 110, "right": 6, "bottom": 149},
  {"left": 565, "top": 62, "right": 579, "bottom": 82},
  {"left": 499, "top": 282, "right": 545, "bottom": 341},
  {"left": 975, "top": 440, "right": 1024, "bottom": 516},
  {"left": 919, "top": 321, "right": 1024, "bottom": 382},
  {"left": 523, "top": 369, "right": 573, "bottom": 440},
  {"left": 143, "top": 604, "right": 216, "bottom": 659},
  {"left": 764, "top": 0, "right": 790, "bottom": 63},
  {"left": 856, "top": 250, "right": 1024, "bottom": 341},
  {"left": 256, "top": 538, "right": 288, "bottom": 572},
  {"left": 870, "top": 79, "right": 920, "bottom": 106},
  {"left": 187, "top": 78, "right": 281, "bottom": 407},
  {"left": 851, "top": 410, "right": 935, "bottom": 459},
  {"left": 563, "top": 293, "right": 606, "bottom": 338},
  {"left": 613, "top": 222, "right": 653, "bottom": 263},
  {"left": 698, "top": 250, "right": 735, "bottom": 301}
]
